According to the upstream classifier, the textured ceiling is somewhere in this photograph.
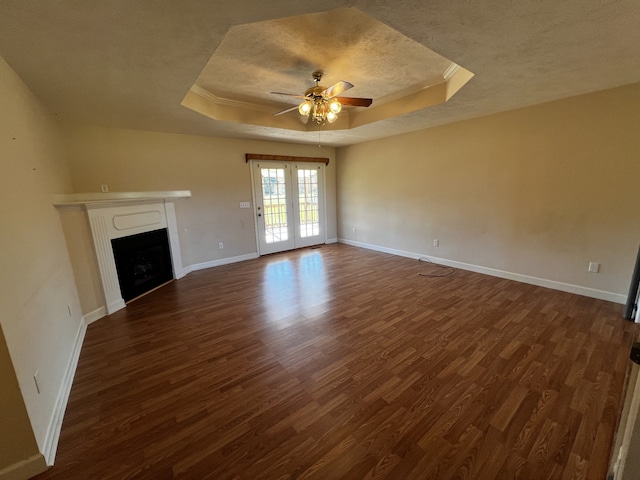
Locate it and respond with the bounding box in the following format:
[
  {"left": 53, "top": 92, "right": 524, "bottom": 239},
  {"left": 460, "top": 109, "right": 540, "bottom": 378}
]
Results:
[
  {"left": 194, "top": 8, "right": 454, "bottom": 106},
  {"left": 184, "top": 8, "right": 472, "bottom": 133},
  {"left": 0, "top": 0, "right": 639, "bottom": 147}
]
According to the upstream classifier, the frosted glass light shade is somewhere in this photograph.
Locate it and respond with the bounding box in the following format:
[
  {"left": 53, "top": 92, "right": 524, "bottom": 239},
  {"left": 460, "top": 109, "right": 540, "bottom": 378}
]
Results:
[
  {"left": 298, "top": 100, "right": 312, "bottom": 115},
  {"left": 328, "top": 98, "right": 342, "bottom": 114}
]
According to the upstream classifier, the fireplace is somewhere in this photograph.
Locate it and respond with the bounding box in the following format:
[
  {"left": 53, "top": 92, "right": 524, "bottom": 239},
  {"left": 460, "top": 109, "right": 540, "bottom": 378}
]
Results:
[
  {"left": 112, "top": 228, "right": 174, "bottom": 302},
  {"left": 53, "top": 191, "right": 190, "bottom": 315},
  {"left": 83, "top": 200, "right": 185, "bottom": 313}
]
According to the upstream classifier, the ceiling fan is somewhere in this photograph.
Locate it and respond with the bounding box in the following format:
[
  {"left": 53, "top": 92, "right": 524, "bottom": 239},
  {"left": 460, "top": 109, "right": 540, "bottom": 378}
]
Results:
[{"left": 271, "top": 71, "right": 373, "bottom": 124}]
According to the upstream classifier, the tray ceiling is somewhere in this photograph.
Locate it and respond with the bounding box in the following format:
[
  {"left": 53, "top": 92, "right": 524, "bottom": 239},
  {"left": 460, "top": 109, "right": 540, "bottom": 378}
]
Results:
[{"left": 183, "top": 8, "right": 473, "bottom": 132}]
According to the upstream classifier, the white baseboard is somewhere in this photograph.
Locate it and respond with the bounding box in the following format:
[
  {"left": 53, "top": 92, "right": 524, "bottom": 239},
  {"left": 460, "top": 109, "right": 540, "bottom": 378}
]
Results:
[
  {"left": 106, "top": 298, "right": 125, "bottom": 315},
  {"left": 190, "top": 253, "right": 259, "bottom": 272},
  {"left": 176, "top": 266, "right": 191, "bottom": 279},
  {"left": 82, "top": 306, "right": 106, "bottom": 325},
  {"left": 41, "top": 317, "right": 87, "bottom": 466},
  {"left": 326, "top": 238, "right": 338, "bottom": 244},
  {"left": 0, "top": 454, "right": 47, "bottom": 480},
  {"left": 338, "top": 238, "right": 627, "bottom": 304}
]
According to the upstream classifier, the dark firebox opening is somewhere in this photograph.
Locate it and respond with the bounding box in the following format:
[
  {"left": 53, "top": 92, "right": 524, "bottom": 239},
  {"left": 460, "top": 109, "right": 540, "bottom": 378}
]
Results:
[{"left": 111, "top": 228, "right": 173, "bottom": 302}]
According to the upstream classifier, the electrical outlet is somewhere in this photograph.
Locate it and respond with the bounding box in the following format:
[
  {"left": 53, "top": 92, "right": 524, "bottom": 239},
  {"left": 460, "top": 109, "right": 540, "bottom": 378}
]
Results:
[
  {"left": 219, "top": 242, "right": 224, "bottom": 249},
  {"left": 100, "top": 184, "right": 109, "bottom": 193},
  {"left": 352, "top": 227, "right": 356, "bottom": 233},
  {"left": 588, "top": 262, "right": 600, "bottom": 273},
  {"left": 433, "top": 239, "right": 439, "bottom": 247}
]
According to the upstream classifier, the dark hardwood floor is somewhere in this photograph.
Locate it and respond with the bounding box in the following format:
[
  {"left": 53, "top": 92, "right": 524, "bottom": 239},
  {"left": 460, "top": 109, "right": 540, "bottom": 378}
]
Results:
[{"left": 35, "top": 244, "right": 637, "bottom": 479}]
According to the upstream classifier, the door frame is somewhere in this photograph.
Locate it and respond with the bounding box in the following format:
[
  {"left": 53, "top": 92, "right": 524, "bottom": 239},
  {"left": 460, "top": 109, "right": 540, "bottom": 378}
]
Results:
[{"left": 250, "top": 160, "right": 327, "bottom": 256}]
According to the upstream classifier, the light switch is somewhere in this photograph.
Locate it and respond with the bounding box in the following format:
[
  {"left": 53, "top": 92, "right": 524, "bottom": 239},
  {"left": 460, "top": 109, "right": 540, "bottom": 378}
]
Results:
[{"left": 240, "top": 202, "right": 250, "bottom": 209}]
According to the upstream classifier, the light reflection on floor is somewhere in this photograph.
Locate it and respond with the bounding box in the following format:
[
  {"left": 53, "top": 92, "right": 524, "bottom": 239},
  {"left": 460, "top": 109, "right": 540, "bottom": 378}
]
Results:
[{"left": 262, "top": 250, "right": 329, "bottom": 326}]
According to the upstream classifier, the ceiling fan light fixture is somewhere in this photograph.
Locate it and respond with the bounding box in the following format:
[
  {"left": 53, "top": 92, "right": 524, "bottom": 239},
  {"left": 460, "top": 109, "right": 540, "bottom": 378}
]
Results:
[
  {"left": 298, "top": 96, "right": 342, "bottom": 125},
  {"left": 275, "top": 71, "right": 371, "bottom": 126}
]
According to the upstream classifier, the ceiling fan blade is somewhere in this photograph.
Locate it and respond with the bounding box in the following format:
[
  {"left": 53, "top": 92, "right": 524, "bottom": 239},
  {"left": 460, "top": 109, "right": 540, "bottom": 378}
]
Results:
[
  {"left": 270, "top": 92, "right": 306, "bottom": 99},
  {"left": 273, "top": 105, "right": 300, "bottom": 116},
  {"left": 323, "top": 81, "right": 353, "bottom": 98},
  {"left": 336, "top": 97, "right": 373, "bottom": 107}
]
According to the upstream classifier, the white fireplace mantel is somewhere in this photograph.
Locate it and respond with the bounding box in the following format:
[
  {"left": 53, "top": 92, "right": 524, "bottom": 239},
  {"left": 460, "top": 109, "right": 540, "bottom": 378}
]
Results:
[
  {"left": 52, "top": 190, "right": 191, "bottom": 207},
  {"left": 54, "top": 191, "right": 191, "bottom": 314}
]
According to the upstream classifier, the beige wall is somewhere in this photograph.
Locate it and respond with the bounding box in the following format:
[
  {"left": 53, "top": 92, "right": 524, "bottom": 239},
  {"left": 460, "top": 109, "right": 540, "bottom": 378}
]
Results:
[
  {"left": 59, "top": 124, "right": 337, "bottom": 314},
  {"left": 336, "top": 83, "right": 640, "bottom": 298},
  {"left": 0, "top": 56, "right": 82, "bottom": 474}
]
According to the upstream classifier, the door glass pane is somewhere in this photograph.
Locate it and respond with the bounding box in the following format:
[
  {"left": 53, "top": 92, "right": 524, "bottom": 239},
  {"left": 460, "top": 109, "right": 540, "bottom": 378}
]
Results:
[
  {"left": 298, "top": 169, "right": 319, "bottom": 238},
  {"left": 261, "top": 168, "right": 288, "bottom": 244}
]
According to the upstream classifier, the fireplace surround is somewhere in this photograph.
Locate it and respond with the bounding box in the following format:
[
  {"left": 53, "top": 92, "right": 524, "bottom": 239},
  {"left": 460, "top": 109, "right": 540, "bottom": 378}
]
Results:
[{"left": 54, "top": 191, "right": 190, "bottom": 314}]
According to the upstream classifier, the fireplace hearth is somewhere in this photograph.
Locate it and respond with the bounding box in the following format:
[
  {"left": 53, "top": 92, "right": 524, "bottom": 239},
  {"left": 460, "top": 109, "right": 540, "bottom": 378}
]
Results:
[{"left": 111, "top": 228, "right": 174, "bottom": 302}]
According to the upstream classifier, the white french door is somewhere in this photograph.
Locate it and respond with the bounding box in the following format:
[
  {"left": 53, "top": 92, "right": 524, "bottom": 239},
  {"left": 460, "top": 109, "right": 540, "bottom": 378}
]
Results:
[{"left": 251, "top": 161, "right": 326, "bottom": 255}]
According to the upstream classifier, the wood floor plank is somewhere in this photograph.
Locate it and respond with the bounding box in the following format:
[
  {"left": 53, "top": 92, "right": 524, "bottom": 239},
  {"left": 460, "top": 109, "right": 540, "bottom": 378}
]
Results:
[{"left": 34, "top": 244, "right": 637, "bottom": 479}]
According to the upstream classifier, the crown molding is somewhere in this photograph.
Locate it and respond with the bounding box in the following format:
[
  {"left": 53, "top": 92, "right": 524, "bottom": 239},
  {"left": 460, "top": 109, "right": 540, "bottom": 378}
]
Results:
[
  {"left": 190, "top": 85, "right": 275, "bottom": 113},
  {"left": 443, "top": 62, "right": 460, "bottom": 81}
]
